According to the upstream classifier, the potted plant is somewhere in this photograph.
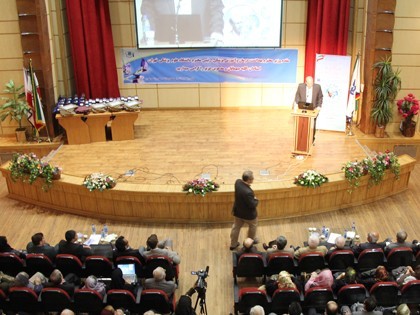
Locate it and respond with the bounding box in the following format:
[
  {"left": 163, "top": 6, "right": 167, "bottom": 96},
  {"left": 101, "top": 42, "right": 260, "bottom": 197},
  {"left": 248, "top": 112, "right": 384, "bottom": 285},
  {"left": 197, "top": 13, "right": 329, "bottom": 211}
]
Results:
[
  {"left": 370, "top": 57, "right": 401, "bottom": 138},
  {"left": 0, "top": 80, "right": 31, "bottom": 142},
  {"left": 397, "top": 93, "right": 419, "bottom": 137}
]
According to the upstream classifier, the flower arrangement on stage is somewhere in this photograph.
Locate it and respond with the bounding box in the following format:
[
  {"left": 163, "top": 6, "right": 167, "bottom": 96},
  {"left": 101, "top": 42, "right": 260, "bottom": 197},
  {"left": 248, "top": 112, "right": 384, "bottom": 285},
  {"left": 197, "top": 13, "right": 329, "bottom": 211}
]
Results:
[
  {"left": 83, "top": 173, "right": 116, "bottom": 192},
  {"left": 8, "top": 152, "right": 61, "bottom": 191},
  {"left": 182, "top": 178, "right": 219, "bottom": 197},
  {"left": 342, "top": 161, "right": 364, "bottom": 192},
  {"left": 397, "top": 93, "right": 419, "bottom": 122},
  {"left": 294, "top": 170, "right": 328, "bottom": 188},
  {"left": 373, "top": 150, "right": 400, "bottom": 179}
]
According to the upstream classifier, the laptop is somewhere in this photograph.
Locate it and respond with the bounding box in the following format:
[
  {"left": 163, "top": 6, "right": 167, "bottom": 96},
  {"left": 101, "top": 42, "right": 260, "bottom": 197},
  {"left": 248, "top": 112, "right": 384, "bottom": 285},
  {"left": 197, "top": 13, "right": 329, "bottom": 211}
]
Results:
[
  {"left": 298, "top": 102, "right": 316, "bottom": 110},
  {"left": 155, "top": 14, "right": 203, "bottom": 43},
  {"left": 118, "top": 263, "right": 137, "bottom": 284}
]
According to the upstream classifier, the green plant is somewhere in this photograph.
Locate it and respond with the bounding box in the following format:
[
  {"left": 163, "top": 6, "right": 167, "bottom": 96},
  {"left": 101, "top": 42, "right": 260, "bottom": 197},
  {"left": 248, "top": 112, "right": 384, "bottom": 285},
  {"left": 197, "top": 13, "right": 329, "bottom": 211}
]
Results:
[
  {"left": 182, "top": 178, "right": 220, "bottom": 197},
  {"left": 294, "top": 170, "right": 328, "bottom": 188},
  {"left": 8, "top": 152, "right": 61, "bottom": 191},
  {"left": 83, "top": 173, "right": 116, "bottom": 192},
  {"left": 342, "top": 161, "right": 364, "bottom": 192},
  {"left": 362, "top": 151, "right": 400, "bottom": 186},
  {"left": 370, "top": 57, "right": 401, "bottom": 127},
  {"left": 0, "top": 80, "right": 30, "bottom": 129}
]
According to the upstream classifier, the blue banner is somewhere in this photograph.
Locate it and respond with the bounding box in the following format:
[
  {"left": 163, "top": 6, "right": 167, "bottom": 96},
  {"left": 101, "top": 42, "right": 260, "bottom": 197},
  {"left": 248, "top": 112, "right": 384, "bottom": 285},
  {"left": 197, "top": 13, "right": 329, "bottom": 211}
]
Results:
[{"left": 122, "top": 48, "right": 297, "bottom": 84}]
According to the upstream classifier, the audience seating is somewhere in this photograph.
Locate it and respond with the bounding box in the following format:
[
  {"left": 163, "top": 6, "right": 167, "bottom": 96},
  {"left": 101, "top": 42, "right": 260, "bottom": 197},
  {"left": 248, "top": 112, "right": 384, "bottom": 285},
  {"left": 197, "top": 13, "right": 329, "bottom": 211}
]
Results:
[
  {"left": 144, "top": 255, "right": 179, "bottom": 283},
  {"left": 25, "top": 253, "right": 54, "bottom": 277},
  {"left": 0, "top": 253, "right": 25, "bottom": 276},
  {"left": 400, "top": 280, "right": 420, "bottom": 304},
  {"left": 8, "top": 287, "right": 41, "bottom": 313},
  {"left": 73, "top": 288, "right": 104, "bottom": 313},
  {"left": 55, "top": 254, "right": 84, "bottom": 277},
  {"left": 115, "top": 255, "right": 144, "bottom": 278},
  {"left": 328, "top": 250, "right": 356, "bottom": 272},
  {"left": 298, "top": 252, "right": 326, "bottom": 273},
  {"left": 357, "top": 248, "right": 385, "bottom": 271},
  {"left": 266, "top": 252, "right": 296, "bottom": 276},
  {"left": 304, "top": 287, "right": 334, "bottom": 311},
  {"left": 234, "top": 287, "right": 269, "bottom": 315},
  {"left": 232, "top": 253, "right": 266, "bottom": 283},
  {"left": 369, "top": 281, "right": 399, "bottom": 307},
  {"left": 41, "top": 287, "right": 72, "bottom": 312},
  {"left": 270, "top": 287, "right": 302, "bottom": 314},
  {"left": 140, "top": 289, "right": 175, "bottom": 315},
  {"left": 85, "top": 255, "right": 113, "bottom": 278},
  {"left": 336, "top": 284, "right": 367, "bottom": 306},
  {"left": 0, "top": 288, "right": 8, "bottom": 312},
  {"left": 386, "top": 247, "right": 414, "bottom": 270},
  {"left": 416, "top": 251, "right": 420, "bottom": 267},
  {"left": 107, "top": 289, "right": 139, "bottom": 312}
]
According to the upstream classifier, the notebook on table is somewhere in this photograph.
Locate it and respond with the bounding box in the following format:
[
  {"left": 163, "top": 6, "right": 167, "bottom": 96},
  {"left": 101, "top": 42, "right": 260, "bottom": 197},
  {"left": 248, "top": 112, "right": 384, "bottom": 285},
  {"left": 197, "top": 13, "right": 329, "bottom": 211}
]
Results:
[
  {"left": 118, "top": 263, "right": 137, "bottom": 284},
  {"left": 298, "top": 102, "right": 316, "bottom": 110}
]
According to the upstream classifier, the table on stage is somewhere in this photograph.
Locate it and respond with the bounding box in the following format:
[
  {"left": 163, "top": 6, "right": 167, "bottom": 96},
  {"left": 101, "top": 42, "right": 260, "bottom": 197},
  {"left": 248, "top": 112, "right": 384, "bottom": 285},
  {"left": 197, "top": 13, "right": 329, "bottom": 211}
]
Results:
[
  {"left": 56, "top": 111, "right": 139, "bottom": 145},
  {"left": 291, "top": 108, "right": 320, "bottom": 155}
]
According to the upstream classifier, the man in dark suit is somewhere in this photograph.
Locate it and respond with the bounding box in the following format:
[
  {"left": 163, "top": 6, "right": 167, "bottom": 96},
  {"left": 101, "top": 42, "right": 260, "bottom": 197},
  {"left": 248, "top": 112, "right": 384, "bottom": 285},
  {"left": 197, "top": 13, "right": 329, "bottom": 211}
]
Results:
[
  {"left": 140, "top": 0, "right": 224, "bottom": 44},
  {"left": 294, "top": 76, "right": 323, "bottom": 108},
  {"left": 352, "top": 231, "right": 385, "bottom": 257},
  {"left": 57, "top": 230, "right": 93, "bottom": 261},
  {"left": 229, "top": 170, "right": 259, "bottom": 250},
  {"left": 113, "top": 235, "right": 146, "bottom": 265},
  {"left": 26, "top": 232, "right": 57, "bottom": 261},
  {"left": 384, "top": 230, "right": 414, "bottom": 254},
  {"left": 44, "top": 269, "right": 78, "bottom": 297}
]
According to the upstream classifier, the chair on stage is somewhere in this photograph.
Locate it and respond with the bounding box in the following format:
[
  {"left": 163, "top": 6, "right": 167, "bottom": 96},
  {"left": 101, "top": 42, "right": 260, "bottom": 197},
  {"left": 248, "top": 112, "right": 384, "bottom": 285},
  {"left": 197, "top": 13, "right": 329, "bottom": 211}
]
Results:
[
  {"left": 8, "top": 287, "right": 41, "bottom": 313},
  {"left": 337, "top": 284, "right": 367, "bottom": 306},
  {"left": 74, "top": 288, "right": 104, "bottom": 313},
  {"left": 41, "top": 287, "right": 72, "bottom": 312},
  {"left": 266, "top": 252, "right": 296, "bottom": 276},
  {"left": 271, "top": 287, "right": 302, "bottom": 314},
  {"left": 298, "top": 252, "right": 326, "bottom": 273},
  {"left": 369, "top": 281, "right": 399, "bottom": 307},
  {"left": 386, "top": 247, "right": 414, "bottom": 270},
  {"left": 234, "top": 287, "right": 269, "bottom": 315},
  {"left": 26, "top": 253, "right": 54, "bottom": 277},
  {"left": 328, "top": 250, "right": 356, "bottom": 272},
  {"left": 0, "top": 253, "right": 25, "bottom": 277},
  {"left": 233, "top": 253, "right": 266, "bottom": 283},
  {"left": 357, "top": 248, "right": 385, "bottom": 271},
  {"left": 115, "top": 255, "right": 144, "bottom": 278},
  {"left": 55, "top": 254, "right": 84, "bottom": 277},
  {"left": 85, "top": 255, "right": 114, "bottom": 278},
  {"left": 140, "top": 289, "right": 175, "bottom": 315}
]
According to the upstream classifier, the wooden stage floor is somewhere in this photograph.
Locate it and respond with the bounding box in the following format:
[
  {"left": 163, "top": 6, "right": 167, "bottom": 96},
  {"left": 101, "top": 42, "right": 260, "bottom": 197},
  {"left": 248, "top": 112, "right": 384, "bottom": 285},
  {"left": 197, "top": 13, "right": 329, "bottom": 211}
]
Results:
[{"left": 49, "top": 108, "right": 368, "bottom": 186}]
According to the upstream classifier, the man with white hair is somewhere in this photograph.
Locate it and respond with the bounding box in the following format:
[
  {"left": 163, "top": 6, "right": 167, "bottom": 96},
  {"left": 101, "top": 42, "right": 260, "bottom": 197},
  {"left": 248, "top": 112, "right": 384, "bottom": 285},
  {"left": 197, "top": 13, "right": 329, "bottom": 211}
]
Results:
[
  {"left": 326, "top": 236, "right": 350, "bottom": 260},
  {"left": 250, "top": 305, "right": 265, "bottom": 315},
  {"left": 294, "top": 234, "right": 328, "bottom": 259},
  {"left": 144, "top": 266, "right": 177, "bottom": 297}
]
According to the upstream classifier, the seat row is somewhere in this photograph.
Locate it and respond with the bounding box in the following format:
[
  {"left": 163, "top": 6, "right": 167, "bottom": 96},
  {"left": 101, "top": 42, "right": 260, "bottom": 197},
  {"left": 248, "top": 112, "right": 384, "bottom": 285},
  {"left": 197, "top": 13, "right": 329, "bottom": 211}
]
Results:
[
  {"left": 233, "top": 248, "right": 420, "bottom": 281},
  {"left": 0, "top": 286, "right": 175, "bottom": 314},
  {"left": 0, "top": 252, "right": 179, "bottom": 282},
  {"left": 234, "top": 280, "right": 420, "bottom": 315}
]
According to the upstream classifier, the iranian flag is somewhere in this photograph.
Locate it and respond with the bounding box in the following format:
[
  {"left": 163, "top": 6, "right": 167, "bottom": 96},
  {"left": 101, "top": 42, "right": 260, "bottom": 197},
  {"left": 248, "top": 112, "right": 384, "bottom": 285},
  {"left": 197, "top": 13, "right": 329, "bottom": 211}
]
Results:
[{"left": 23, "top": 65, "right": 46, "bottom": 132}]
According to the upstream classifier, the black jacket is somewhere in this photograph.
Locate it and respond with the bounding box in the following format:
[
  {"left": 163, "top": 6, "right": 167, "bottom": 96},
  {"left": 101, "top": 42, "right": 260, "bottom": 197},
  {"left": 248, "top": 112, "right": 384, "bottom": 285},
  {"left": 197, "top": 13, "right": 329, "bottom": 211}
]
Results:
[{"left": 232, "top": 179, "right": 258, "bottom": 220}]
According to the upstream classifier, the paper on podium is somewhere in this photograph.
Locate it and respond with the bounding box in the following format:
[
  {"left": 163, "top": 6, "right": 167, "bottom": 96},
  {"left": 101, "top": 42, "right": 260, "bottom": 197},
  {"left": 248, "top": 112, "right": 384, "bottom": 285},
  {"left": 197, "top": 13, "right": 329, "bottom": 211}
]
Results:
[
  {"left": 104, "top": 233, "right": 118, "bottom": 243},
  {"left": 84, "top": 234, "right": 101, "bottom": 246},
  {"left": 327, "top": 233, "right": 342, "bottom": 244},
  {"left": 346, "top": 231, "right": 356, "bottom": 239}
]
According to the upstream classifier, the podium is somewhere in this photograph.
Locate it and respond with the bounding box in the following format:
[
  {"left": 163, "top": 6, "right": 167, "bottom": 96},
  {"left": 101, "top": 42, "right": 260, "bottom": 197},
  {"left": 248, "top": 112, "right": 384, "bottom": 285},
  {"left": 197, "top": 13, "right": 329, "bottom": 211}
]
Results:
[{"left": 291, "top": 108, "right": 320, "bottom": 155}]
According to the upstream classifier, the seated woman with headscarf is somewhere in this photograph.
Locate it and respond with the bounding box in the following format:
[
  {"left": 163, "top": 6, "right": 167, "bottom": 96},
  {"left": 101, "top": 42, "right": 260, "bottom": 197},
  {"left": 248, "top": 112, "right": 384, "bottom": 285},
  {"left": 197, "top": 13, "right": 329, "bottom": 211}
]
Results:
[
  {"left": 11, "top": 271, "right": 47, "bottom": 294},
  {"left": 304, "top": 269, "right": 334, "bottom": 292},
  {"left": 82, "top": 275, "right": 107, "bottom": 297},
  {"left": 109, "top": 268, "right": 137, "bottom": 294},
  {"left": 358, "top": 265, "right": 393, "bottom": 290},
  {"left": 259, "top": 270, "right": 300, "bottom": 297}
]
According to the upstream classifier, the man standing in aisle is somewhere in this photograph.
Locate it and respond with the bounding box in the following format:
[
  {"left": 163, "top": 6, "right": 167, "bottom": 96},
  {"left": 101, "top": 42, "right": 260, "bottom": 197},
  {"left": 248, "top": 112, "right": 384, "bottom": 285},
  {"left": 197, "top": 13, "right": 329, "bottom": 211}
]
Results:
[{"left": 229, "top": 170, "right": 259, "bottom": 250}]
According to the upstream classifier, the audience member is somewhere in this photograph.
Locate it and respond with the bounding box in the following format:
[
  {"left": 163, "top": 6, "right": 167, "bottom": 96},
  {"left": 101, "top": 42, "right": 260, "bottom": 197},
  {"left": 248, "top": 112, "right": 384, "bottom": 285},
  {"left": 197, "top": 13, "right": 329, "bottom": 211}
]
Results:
[
  {"left": 304, "top": 269, "right": 333, "bottom": 292},
  {"left": 294, "top": 235, "right": 328, "bottom": 259},
  {"left": 333, "top": 267, "right": 358, "bottom": 294},
  {"left": 288, "top": 301, "right": 303, "bottom": 315},
  {"left": 0, "top": 235, "right": 25, "bottom": 258},
  {"left": 259, "top": 270, "right": 298, "bottom": 297},
  {"left": 83, "top": 275, "right": 107, "bottom": 297},
  {"left": 44, "top": 269, "right": 79, "bottom": 296},
  {"left": 113, "top": 235, "right": 146, "bottom": 264},
  {"left": 26, "top": 232, "right": 57, "bottom": 261},
  {"left": 110, "top": 267, "right": 136, "bottom": 294},
  {"left": 61, "top": 309, "right": 75, "bottom": 315},
  {"left": 250, "top": 305, "right": 265, "bottom": 315},
  {"left": 57, "top": 230, "right": 93, "bottom": 260},
  {"left": 144, "top": 311, "right": 161, "bottom": 315},
  {"left": 263, "top": 235, "right": 294, "bottom": 256},
  {"left": 392, "top": 265, "right": 420, "bottom": 286},
  {"left": 141, "top": 234, "right": 181, "bottom": 265},
  {"left": 0, "top": 271, "right": 14, "bottom": 293},
  {"left": 308, "top": 300, "right": 338, "bottom": 315},
  {"left": 236, "top": 237, "right": 262, "bottom": 257},
  {"left": 326, "top": 236, "right": 349, "bottom": 259},
  {"left": 352, "top": 231, "right": 385, "bottom": 257},
  {"left": 358, "top": 265, "right": 392, "bottom": 290},
  {"left": 144, "top": 266, "right": 177, "bottom": 297},
  {"left": 352, "top": 296, "right": 382, "bottom": 315},
  {"left": 385, "top": 230, "right": 413, "bottom": 253},
  {"left": 12, "top": 271, "right": 47, "bottom": 294},
  {"left": 175, "top": 295, "right": 196, "bottom": 315},
  {"left": 396, "top": 304, "right": 410, "bottom": 315}
]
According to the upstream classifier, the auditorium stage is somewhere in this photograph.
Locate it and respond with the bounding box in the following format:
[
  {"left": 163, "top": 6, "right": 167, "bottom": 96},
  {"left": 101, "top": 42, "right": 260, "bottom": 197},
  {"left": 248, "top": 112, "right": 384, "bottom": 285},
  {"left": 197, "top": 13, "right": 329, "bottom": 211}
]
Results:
[{"left": 0, "top": 108, "right": 417, "bottom": 223}]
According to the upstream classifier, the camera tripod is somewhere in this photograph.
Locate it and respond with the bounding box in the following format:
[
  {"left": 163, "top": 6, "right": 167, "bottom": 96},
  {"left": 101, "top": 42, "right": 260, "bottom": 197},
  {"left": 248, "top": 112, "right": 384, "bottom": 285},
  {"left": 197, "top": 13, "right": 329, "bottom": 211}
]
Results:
[{"left": 194, "top": 288, "right": 208, "bottom": 315}]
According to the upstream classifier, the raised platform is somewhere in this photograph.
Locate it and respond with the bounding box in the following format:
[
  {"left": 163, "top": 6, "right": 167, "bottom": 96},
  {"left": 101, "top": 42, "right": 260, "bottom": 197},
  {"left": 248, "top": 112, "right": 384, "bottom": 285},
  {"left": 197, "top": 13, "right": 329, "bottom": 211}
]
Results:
[{"left": 0, "top": 109, "right": 418, "bottom": 223}]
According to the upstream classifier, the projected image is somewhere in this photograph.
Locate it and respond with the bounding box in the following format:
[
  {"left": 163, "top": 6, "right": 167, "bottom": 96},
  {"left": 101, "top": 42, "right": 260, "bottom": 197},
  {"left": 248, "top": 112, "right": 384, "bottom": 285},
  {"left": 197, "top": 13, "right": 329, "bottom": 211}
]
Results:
[{"left": 134, "top": 0, "right": 283, "bottom": 49}]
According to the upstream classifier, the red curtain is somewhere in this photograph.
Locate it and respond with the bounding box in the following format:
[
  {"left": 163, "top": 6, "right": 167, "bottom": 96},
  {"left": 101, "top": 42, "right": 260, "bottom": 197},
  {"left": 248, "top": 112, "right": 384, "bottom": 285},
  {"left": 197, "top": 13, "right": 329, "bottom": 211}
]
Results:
[
  {"left": 304, "top": 0, "right": 350, "bottom": 78},
  {"left": 66, "top": 0, "right": 120, "bottom": 99}
]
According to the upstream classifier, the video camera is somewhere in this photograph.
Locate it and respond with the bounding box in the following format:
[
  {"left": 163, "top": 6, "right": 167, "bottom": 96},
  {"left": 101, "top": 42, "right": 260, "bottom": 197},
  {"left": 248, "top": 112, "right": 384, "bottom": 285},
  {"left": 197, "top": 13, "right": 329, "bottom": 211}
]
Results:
[{"left": 191, "top": 266, "right": 209, "bottom": 292}]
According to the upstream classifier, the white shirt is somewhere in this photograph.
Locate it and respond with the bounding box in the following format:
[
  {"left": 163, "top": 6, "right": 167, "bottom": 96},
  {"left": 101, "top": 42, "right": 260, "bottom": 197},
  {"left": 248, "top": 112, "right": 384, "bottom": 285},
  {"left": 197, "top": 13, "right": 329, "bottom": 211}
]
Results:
[
  {"left": 174, "top": 0, "right": 192, "bottom": 14},
  {"left": 306, "top": 86, "right": 313, "bottom": 103}
]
